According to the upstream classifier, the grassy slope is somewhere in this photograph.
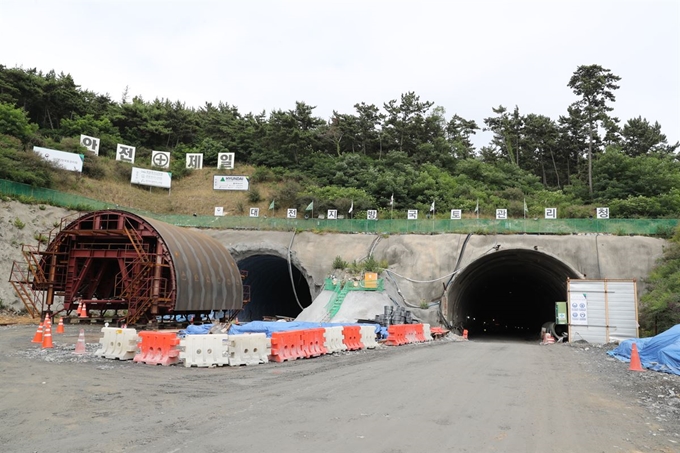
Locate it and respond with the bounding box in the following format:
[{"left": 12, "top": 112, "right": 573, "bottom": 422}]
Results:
[{"left": 55, "top": 159, "right": 279, "bottom": 216}]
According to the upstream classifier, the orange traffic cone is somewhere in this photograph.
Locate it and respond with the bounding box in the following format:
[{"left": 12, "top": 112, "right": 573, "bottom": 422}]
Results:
[
  {"left": 629, "top": 343, "right": 644, "bottom": 371},
  {"left": 74, "top": 329, "right": 86, "bottom": 355},
  {"left": 31, "top": 322, "right": 44, "bottom": 343},
  {"left": 56, "top": 317, "right": 65, "bottom": 334},
  {"left": 79, "top": 303, "right": 88, "bottom": 318},
  {"left": 463, "top": 329, "right": 469, "bottom": 340},
  {"left": 42, "top": 322, "right": 54, "bottom": 349}
]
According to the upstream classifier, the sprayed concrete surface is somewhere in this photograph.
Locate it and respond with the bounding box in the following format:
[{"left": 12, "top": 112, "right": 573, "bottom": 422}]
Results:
[
  {"left": 0, "top": 324, "right": 678, "bottom": 453},
  {"left": 0, "top": 201, "right": 667, "bottom": 319}
]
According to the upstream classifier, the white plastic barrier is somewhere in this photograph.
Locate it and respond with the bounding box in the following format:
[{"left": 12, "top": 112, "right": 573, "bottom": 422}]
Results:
[
  {"left": 95, "top": 327, "right": 139, "bottom": 360},
  {"left": 228, "top": 333, "right": 269, "bottom": 366},
  {"left": 405, "top": 326, "right": 419, "bottom": 344},
  {"left": 323, "top": 326, "right": 347, "bottom": 353},
  {"left": 423, "top": 323, "right": 432, "bottom": 341},
  {"left": 360, "top": 325, "right": 379, "bottom": 349},
  {"left": 179, "top": 334, "right": 230, "bottom": 368}
]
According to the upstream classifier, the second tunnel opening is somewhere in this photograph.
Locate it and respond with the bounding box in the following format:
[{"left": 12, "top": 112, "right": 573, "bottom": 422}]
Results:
[
  {"left": 237, "top": 254, "right": 312, "bottom": 322},
  {"left": 448, "top": 249, "right": 582, "bottom": 339}
]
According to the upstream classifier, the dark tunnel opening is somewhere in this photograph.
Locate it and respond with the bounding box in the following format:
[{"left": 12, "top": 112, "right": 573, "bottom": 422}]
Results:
[
  {"left": 237, "top": 254, "right": 312, "bottom": 322},
  {"left": 448, "top": 249, "right": 582, "bottom": 340}
]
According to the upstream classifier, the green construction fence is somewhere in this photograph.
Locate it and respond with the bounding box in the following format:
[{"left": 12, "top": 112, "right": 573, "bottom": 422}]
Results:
[{"left": 1, "top": 178, "right": 677, "bottom": 236}]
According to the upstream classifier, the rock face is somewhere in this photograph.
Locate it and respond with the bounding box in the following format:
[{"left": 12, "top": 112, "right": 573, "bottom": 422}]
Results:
[{"left": 0, "top": 200, "right": 74, "bottom": 312}]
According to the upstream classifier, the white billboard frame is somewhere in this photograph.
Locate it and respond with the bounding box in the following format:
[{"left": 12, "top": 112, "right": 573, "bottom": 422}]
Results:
[
  {"left": 33, "top": 146, "right": 83, "bottom": 172},
  {"left": 567, "top": 279, "right": 638, "bottom": 344},
  {"left": 130, "top": 167, "right": 172, "bottom": 189},
  {"left": 213, "top": 175, "right": 250, "bottom": 191}
]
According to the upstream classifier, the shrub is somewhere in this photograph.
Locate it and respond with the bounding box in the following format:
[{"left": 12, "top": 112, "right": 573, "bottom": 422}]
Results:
[
  {"left": 332, "top": 256, "right": 348, "bottom": 270},
  {"left": 248, "top": 188, "right": 262, "bottom": 203},
  {"left": 13, "top": 218, "right": 25, "bottom": 229}
]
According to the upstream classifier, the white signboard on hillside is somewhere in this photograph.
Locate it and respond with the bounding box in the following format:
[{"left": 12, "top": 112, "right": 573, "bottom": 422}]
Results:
[
  {"left": 116, "top": 144, "right": 136, "bottom": 163},
  {"left": 33, "top": 146, "right": 83, "bottom": 172},
  {"left": 80, "top": 134, "right": 100, "bottom": 155},
  {"left": 151, "top": 151, "right": 171, "bottom": 169},
  {"left": 130, "top": 167, "right": 172, "bottom": 189},
  {"left": 213, "top": 176, "right": 249, "bottom": 191},
  {"left": 217, "top": 152, "right": 235, "bottom": 169}
]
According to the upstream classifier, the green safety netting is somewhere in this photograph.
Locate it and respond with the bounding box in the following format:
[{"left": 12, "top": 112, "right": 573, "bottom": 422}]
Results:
[{"left": 1, "top": 179, "right": 677, "bottom": 235}]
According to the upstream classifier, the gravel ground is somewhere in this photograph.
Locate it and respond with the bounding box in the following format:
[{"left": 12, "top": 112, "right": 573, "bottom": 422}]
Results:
[
  {"left": 568, "top": 341, "right": 680, "bottom": 435},
  {"left": 2, "top": 323, "right": 679, "bottom": 448}
]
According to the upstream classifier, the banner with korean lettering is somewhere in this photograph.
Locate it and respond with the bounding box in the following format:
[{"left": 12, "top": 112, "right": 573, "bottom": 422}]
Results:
[{"left": 131, "top": 167, "right": 172, "bottom": 189}]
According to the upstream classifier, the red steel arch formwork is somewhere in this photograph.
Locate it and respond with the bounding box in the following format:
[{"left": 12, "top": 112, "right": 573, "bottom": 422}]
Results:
[{"left": 9, "top": 210, "right": 243, "bottom": 324}]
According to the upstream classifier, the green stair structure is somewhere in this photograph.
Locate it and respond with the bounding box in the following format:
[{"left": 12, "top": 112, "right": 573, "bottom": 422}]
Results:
[{"left": 321, "top": 277, "right": 385, "bottom": 322}]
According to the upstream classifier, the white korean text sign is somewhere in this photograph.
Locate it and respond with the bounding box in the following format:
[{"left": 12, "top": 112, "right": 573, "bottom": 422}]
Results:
[
  {"left": 217, "top": 152, "right": 235, "bottom": 169},
  {"left": 116, "top": 144, "right": 136, "bottom": 163},
  {"left": 80, "top": 134, "right": 100, "bottom": 155}
]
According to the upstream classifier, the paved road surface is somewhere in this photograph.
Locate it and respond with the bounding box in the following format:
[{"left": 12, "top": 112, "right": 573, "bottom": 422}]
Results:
[{"left": 0, "top": 326, "right": 675, "bottom": 453}]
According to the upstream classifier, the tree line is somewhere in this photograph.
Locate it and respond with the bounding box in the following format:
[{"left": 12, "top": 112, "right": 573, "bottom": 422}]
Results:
[{"left": 0, "top": 63, "right": 678, "bottom": 218}]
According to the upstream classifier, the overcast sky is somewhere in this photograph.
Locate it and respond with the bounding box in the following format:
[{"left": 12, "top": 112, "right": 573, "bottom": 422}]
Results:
[{"left": 2, "top": 0, "right": 678, "bottom": 149}]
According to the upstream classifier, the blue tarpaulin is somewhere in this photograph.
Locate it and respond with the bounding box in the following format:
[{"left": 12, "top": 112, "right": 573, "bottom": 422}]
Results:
[
  {"left": 607, "top": 324, "right": 680, "bottom": 375},
  {"left": 228, "top": 320, "right": 381, "bottom": 337},
  {"left": 178, "top": 321, "right": 385, "bottom": 339}
]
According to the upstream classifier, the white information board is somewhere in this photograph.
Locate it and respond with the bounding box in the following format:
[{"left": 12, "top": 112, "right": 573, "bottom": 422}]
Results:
[
  {"left": 496, "top": 209, "right": 507, "bottom": 220},
  {"left": 545, "top": 208, "right": 557, "bottom": 219},
  {"left": 130, "top": 167, "right": 172, "bottom": 189},
  {"left": 33, "top": 146, "right": 84, "bottom": 172},
  {"left": 249, "top": 208, "right": 259, "bottom": 217},
  {"left": 568, "top": 279, "right": 638, "bottom": 344},
  {"left": 407, "top": 209, "right": 418, "bottom": 220},
  {"left": 327, "top": 209, "right": 338, "bottom": 220},
  {"left": 213, "top": 176, "right": 249, "bottom": 191},
  {"left": 287, "top": 208, "right": 297, "bottom": 219},
  {"left": 450, "top": 209, "right": 462, "bottom": 220},
  {"left": 367, "top": 209, "right": 377, "bottom": 220},
  {"left": 214, "top": 207, "right": 224, "bottom": 216}
]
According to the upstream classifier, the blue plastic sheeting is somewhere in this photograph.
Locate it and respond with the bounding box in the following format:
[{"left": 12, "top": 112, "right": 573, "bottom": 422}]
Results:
[
  {"left": 178, "top": 323, "right": 214, "bottom": 337},
  {"left": 228, "top": 320, "right": 381, "bottom": 338},
  {"left": 607, "top": 324, "right": 680, "bottom": 375}
]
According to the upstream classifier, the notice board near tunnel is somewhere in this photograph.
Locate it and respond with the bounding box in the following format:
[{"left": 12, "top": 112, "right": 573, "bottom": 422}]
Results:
[{"left": 567, "top": 279, "right": 638, "bottom": 344}]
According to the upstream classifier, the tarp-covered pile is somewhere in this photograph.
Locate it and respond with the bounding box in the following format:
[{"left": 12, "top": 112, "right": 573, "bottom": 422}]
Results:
[
  {"left": 607, "top": 324, "right": 680, "bottom": 375},
  {"left": 179, "top": 321, "right": 385, "bottom": 338}
]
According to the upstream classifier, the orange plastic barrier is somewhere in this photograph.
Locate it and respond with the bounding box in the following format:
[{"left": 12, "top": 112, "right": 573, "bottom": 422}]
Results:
[
  {"left": 385, "top": 325, "right": 407, "bottom": 346},
  {"left": 133, "top": 331, "right": 180, "bottom": 366},
  {"left": 342, "top": 326, "right": 364, "bottom": 351},
  {"left": 270, "top": 330, "right": 305, "bottom": 362},
  {"left": 430, "top": 327, "right": 449, "bottom": 338},
  {"left": 302, "top": 328, "right": 327, "bottom": 358}
]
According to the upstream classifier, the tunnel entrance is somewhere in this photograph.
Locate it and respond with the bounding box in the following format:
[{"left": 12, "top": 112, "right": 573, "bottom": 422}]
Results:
[
  {"left": 237, "top": 254, "right": 312, "bottom": 322},
  {"left": 448, "top": 249, "right": 582, "bottom": 339}
]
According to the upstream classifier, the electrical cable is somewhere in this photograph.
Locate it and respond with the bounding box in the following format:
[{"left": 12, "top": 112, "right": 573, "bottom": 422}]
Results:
[{"left": 287, "top": 230, "right": 304, "bottom": 310}]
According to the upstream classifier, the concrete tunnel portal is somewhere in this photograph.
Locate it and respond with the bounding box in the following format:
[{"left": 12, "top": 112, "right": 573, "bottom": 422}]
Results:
[
  {"left": 447, "top": 249, "right": 583, "bottom": 338},
  {"left": 237, "top": 254, "right": 312, "bottom": 322}
]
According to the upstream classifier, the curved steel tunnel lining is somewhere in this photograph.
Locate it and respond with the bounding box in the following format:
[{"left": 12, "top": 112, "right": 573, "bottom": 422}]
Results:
[
  {"left": 448, "top": 249, "right": 582, "bottom": 335},
  {"left": 237, "top": 254, "right": 312, "bottom": 322},
  {"left": 142, "top": 215, "right": 243, "bottom": 311}
]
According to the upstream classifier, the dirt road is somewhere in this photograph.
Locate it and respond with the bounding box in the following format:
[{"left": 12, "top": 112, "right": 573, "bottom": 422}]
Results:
[{"left": 0, "top": 325, "right": 678, "bottom": 453}]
